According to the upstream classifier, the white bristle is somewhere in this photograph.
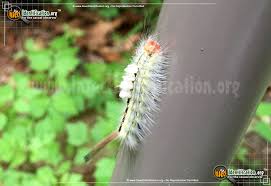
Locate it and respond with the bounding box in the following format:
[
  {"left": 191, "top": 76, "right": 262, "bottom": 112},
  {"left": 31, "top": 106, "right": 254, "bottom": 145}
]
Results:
[
  {"left": 119, "top": 81, "right": 134, "bottom": 90},
  {"left": 124, "top": 64, "right": 138, "bottom": 74},
  {"left": 118, "top": 35, "right": 169, "bottom": 149},
  {"left": 119, "top": 90, "right": 132, "bottom": 99},
  {"left": 84, "top": 35, "right": 169, "bottom": 164}
]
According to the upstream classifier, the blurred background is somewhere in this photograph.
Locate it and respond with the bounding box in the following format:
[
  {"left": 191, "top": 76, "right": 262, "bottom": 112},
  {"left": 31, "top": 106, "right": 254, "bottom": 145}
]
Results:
[{"left": 0, "top": 0, "right": 270, "bottom": 185}]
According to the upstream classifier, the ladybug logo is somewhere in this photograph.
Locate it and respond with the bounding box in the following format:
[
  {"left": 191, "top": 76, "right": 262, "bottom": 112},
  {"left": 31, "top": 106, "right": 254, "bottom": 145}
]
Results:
[{"left": 7, "top": 6, "right": 22, "bottom": 21}]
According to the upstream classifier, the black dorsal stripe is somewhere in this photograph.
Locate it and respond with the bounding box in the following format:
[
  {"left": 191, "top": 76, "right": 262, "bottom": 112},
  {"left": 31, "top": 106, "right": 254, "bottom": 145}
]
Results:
[{"left": 118, "top": 98, "right": 130, "bottom": 132}]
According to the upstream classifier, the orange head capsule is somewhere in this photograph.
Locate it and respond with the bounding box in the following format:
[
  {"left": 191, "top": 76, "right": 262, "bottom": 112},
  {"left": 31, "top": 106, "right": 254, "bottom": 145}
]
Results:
[{"left": 144, "top": 39, "right": 161, "bottom": 55}]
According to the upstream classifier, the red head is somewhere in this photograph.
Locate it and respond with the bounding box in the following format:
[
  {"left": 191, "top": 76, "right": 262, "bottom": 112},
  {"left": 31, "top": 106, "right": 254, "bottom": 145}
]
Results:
[{"left": 144, "top": 39, "right": 161, "bottom": 55}]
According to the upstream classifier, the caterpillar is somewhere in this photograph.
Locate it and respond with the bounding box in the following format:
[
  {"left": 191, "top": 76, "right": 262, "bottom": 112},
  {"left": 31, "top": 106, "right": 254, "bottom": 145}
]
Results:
[{"left": 84, "top": 35, "right": 169, "bottom": 162}]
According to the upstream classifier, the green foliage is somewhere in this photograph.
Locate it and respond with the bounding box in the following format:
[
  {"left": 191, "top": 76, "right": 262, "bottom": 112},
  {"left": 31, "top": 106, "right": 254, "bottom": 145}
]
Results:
[
  {"left": 23, "top": 26, "right": 81, "bottom": 80},
  {"left": 254, "top": 102, "right": 271, "bottom": 142},
  {"left": 0, "top": 84, "right": 14, "bottom": 107},
  {"left": 256, "top": 102, "right": 271, "bottom": 116},
  {"left": 85, "top": 62, "right": 107, "bottom": 83},
  {"left": 56, "top": 161, "right": 71, "bottom": 175},
  {"left": 74, "top": 147, "right": 90, "bottom": 165},
  {"left": 236, "top": 147, "right": 248, "bottom": 163},
  {"left": 233, "top": 101, "right": 271, "bottom": 174},
  {"left": 51, "top": 47, "right": 79, "bottom": 79},
  {"left": 253, "top": 122, "right": 271, "bottom": 142},
  {"left": 98, "top": 8, "right": 119, "bottom": 19},
  {"left": 1, "top": 1, "right": 165, "bottom": 185},
  {"left": 0, "top": 112, "right": 7, "bottom": 130},
  {"left": 60, "top": 173, "right": 87, "bottom": 186},
  {"left": 28, "top": 49, "right": 53, "bottom": 71},
  {"left": 91, "top": 101, "right": 124, "bottom": 142},
  {"left": 24, "top": 38, "right": 40, "bottom": 51},
  {"left": 14, "top": 98, "right": 31, "bottom": 114},
  {"left": 52, "top": 91, "right": 78, "bottom": 117},
  {"left": 67, "top": 122, "right": 88, "bottom": 146},
  {"left": 47, "top": 0, "right": 76, "bottom": 14},
  {"left": 85, "top": 61, "right": 127, "bottom": 88},
  {"left": 36, "top": 166, "right": 57, "bottom": 185},
  {"left": 0, "top": 125, "right": 28, "bottom": 167},
  {"left": 1, "top": 27, "right": 128, "bottom": 185},
  {"left": 94, "top": 158, "right": 116, "bottom": 186},
  {"left": 29, "top": 95, "right": 50, "bottom": 118}
]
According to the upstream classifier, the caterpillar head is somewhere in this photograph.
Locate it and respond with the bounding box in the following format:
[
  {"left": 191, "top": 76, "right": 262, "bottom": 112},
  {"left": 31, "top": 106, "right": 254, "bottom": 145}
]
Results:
[{"left": 144, "top": 39, "right": 161, "bottom": 56}]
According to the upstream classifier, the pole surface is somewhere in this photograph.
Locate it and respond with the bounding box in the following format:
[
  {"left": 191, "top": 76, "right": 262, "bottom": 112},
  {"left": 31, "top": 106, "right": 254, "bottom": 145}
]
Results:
[{"left": 112, "top": 0, "right": 271, "bottom": 185}]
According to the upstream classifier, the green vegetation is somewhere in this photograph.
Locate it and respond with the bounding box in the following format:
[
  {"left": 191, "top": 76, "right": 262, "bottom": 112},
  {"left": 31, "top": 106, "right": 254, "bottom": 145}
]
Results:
[
  {"left": 233, "top": 101, "right": 271, "bottom": 165},
  {"left": 0, "top": 27, "right": 128, "bottom": 186},
  {"left": 217, "top": 102, "right": 271, "bottom": 185}
]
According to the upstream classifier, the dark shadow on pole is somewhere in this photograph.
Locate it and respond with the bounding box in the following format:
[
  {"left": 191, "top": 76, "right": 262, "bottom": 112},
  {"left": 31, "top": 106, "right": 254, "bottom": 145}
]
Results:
[{"left": 112, "top": 0, "right": 271, "bottom": 185}]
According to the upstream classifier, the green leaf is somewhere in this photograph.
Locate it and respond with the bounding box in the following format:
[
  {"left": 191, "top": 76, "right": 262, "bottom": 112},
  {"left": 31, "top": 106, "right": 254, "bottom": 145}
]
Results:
[
  {"left": 256, "top": 102, "right": 271, "bottom": 116},
  {"left": 60, "top": 173, "right": 87, "bottom": 186},
  {"left": 49, "top": 36, "right": 70, "bottom": 50},
  {"left": 107, "top": 63, "right": 127, "bottom": 87},
  {"left": 34, "top": 118, "right": 56, "bottom": 144},
  {"left": 0, "top": 113, "right": 7, "bottom": 130},
  {"left": 56, "top": 161, "right": 71, "bottom": 176},
  {"left": 14, "top": 98, "right": 30, "bottom": 114},
  {"left": 105, "top": 101, "right": 124, "bottom": 123},
  {"left": 91, "top": 117, "right": 115, "bottom": 142},
  {"left": 30, "top": 141, "right": 63, "bottom": 165},
  {"left": 64, "top": 2, "right": 76, "bottom": 14},
  {"left": 28, "top": 49, "right": 53, "bottom": 71},
  {"left": 94, "top": 158, "right": 116, "bottom": 186},
  {"left": 24, "top": 38, "right": 40, "bottom": 52},
  {"left": 68, "top": 77, "right": 102, "bottom": 100},
  {"left": 0, "top": 136, "right": 14, "bottom": 162},
  {"left": 98, "top": 8, "right": 119, "bottom": 19},
  {"left": 29, "top": 95, "right": 49, "bottom": 118},
  {"left": 31, "top": 72, "right": 47, "bottom": 82},
  {"left": 52, "top": 91, "right": 78, "bottom": 116},
  {"left": 72, "top": 95, "right": 85, "bottom": 112},
  {"left": 16, "top": 87, "right": 42, "bottom": 101},
  {"left": 254, "top": 122, "right": 271, "bottom": 142},
  {"left": 236, "top": 147, "right": 248, "bottom": 162},
  {"left": 8, "top": 115, "right": 32, "bottom": 129},
  {"left": 10, "top": 150, "right": 26, "bottom": 168},
  {"left": 74, "top": 147, "right": 90, "bottom": 165},
  {"left": 12, "top": 73, "right": 29, "bottom": 89},
  {"left": 2, "top": 169, "right": 21, "bottom": 186},
  {"left": 67, "top": 122, "right": 88, "bottom": 146},
  {"left": 85, "top": 62, "right": 107, "bottom": 83},
  {"left": 0, "top": 126, "right": 27, "bottom": 166},
  {"left": 36, "top": 166, "right": 57, "bottom": 185},
  {"left": 0, "top": 85, "right": 14, "bottom": 107},
  {"left": 52, "top": 48, "right": 79, "bottom": 78},
  {"left": 65, "top": 145, "right": 75, "bottom": 159},
  {"left": 88, "top": 88, "right": 115, "bottom": 111},
  {"left": 47, "top": 111, "right": 65, "bottom": 133},
  {"left": 21, "top": 173, "right": 43, "bottom": 186}
]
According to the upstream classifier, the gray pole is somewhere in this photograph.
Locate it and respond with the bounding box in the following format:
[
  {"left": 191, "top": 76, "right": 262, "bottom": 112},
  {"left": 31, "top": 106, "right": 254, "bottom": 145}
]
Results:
[{"left": 112, "top": 0, "right": 271, "bottom": 185}]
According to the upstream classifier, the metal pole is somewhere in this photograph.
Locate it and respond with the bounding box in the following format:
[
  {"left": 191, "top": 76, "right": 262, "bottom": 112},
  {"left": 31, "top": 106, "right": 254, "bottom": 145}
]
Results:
[{"left": 112, "top": 0, "right": 271, "bottom": 185}]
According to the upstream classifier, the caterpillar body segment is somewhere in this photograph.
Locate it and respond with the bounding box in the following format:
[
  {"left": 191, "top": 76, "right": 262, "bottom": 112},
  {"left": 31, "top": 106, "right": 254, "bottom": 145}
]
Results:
[
  {"left": 84, "top": 35, "right": 168, "bottom": 162},
  {"left": 118, "top": 36, "right": 168, "bottom": 149}
]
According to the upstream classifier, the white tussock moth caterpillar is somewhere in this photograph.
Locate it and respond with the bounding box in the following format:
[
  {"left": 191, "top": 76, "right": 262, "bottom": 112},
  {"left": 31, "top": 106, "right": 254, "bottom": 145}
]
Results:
[{"left": 84, "top": 35, "right": 169, "bottom": 162}]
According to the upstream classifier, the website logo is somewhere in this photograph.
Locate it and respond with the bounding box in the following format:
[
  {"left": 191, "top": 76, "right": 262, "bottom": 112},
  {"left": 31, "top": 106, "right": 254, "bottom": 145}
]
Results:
[
  {"left": 3, "top": 1, "right": 58, "bottom": 24},
  {"left": 213, "top": 165, "right": 269, "bottom": 185},
  {"left": 6, "top": 5, "right": 21, "bottom": 21},
  {"left": 213, "top": 165, "right": 228, "bottom": 180}
]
